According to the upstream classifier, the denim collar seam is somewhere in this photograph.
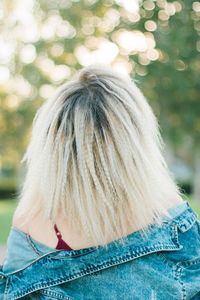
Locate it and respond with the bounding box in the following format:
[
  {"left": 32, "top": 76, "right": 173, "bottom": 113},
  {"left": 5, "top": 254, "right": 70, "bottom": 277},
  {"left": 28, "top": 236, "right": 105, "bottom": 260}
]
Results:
[
  {"left": 4, "top": 222, "right": 176, "bottom": 276},
  {"left": 7, "top": 243, "right": 181, "bottom": 299},
  {"left": 171, "top": 212, "right": 198, "bottom": 233},
  {"left": 162, "top": 207, "right": 198, "bottom": 231}
]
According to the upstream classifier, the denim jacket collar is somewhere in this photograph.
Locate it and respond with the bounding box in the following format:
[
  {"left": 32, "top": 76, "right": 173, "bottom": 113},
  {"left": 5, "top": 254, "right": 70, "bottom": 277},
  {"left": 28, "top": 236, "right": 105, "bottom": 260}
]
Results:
[{"left": 1, "top": 201, "right": 198, "bottom": 300}]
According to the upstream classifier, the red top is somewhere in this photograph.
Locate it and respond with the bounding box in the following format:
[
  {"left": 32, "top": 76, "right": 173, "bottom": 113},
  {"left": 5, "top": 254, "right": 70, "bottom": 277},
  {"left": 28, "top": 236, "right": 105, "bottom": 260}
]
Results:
[{"left": 54, "top": 224, "right": 73, "bottom": 250}]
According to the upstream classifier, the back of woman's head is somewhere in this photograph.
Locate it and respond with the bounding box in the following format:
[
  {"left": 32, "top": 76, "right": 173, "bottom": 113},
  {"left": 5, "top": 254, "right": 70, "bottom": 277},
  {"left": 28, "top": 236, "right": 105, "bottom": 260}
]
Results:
[{"left": 15, "top": 64, "right": 182, "bottom": 247}]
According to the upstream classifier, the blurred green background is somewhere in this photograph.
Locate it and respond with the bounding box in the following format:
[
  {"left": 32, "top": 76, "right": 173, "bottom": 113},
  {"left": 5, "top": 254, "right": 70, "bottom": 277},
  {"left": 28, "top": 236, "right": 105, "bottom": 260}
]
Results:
[{"left": 1, "top": 0, "right": 200, "bottom": 245}]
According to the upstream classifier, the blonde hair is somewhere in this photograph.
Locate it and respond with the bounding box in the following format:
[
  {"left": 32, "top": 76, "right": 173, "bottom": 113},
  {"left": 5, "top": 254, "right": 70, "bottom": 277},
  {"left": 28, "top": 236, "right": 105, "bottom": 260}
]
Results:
[{"left": 14, "top": 64, "right": 183, "bottom": 248}]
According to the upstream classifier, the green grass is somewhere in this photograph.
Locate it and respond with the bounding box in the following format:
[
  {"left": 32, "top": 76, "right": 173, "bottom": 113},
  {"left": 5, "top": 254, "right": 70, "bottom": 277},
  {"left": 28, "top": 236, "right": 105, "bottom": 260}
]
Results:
[
  {"left": 0, "top": 197, "right": 200, "bottom": 245},
  {"left": 0, "top": 199, "right": 17, "bottom": 244}
]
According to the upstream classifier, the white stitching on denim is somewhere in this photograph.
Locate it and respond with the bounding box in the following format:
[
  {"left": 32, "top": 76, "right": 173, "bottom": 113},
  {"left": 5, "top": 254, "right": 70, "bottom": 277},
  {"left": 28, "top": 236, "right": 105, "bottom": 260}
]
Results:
[
  {"left": 174, "top": 262, "right": 186, "bottom": 300},
  {"left": 3, "top": 276, "right": 10, "bottom": 300},
  {"left": 39, "top": 288, "right": 74, "bottom": 300},
  {"left": 178, "top": 265, "right": 187, "bottom": 300},
  {"left": 6, "top": 203, "right": 198, "bottom": 299},
  {"left": 171, "top": 224, "right": 181, "bottom": 248},
  {"left": 182, "top": 257, "right": 200, "bottom": 267},
  {"left": 10, "top": 244, "right": 181, "bottom": 299}
]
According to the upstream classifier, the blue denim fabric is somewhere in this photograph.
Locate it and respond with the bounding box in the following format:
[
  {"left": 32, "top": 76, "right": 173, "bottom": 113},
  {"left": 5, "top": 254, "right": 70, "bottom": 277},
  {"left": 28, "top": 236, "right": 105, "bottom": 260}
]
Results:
[{"left": 0, "top": 199, "right": 200, "bottom": 300}]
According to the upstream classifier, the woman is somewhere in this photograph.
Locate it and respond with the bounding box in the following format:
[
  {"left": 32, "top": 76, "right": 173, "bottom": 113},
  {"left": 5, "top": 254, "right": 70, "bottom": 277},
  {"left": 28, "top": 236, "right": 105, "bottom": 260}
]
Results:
[{"left": 0, "top": 64, "right": 200, "bottom": 299}]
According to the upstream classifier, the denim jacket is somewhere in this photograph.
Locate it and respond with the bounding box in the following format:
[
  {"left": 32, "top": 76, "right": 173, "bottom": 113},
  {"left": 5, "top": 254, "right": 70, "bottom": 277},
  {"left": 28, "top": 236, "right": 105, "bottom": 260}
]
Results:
[{"left": 0, "top": 200, "right": 200, "bottom": 300}]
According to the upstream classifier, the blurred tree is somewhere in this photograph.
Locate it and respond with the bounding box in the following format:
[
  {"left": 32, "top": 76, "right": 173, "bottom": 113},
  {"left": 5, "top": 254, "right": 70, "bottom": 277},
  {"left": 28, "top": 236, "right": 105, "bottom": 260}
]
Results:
[
  {"left": 0, "top": 0, "right": 199, "bottom": 199},
  {"left": 135, "top": 0, "right": 200, "bottom": 200}
]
